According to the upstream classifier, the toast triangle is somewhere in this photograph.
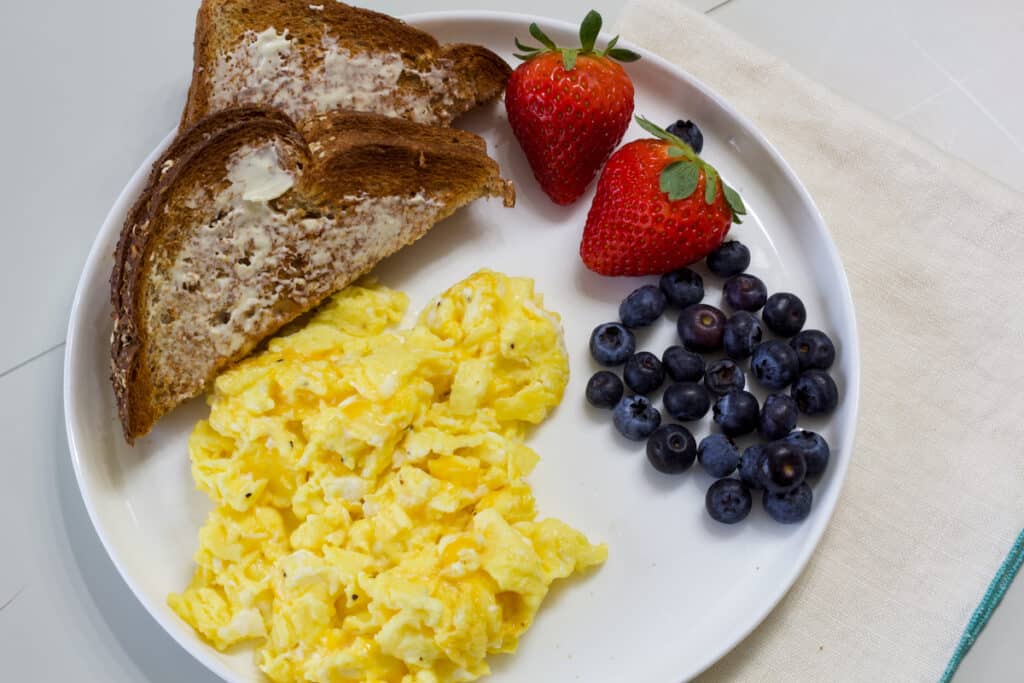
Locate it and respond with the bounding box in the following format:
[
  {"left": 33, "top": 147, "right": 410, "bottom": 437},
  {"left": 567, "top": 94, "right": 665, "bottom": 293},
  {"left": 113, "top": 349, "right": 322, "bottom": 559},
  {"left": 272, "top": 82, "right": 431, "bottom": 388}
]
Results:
[
  {"left": 111, "top": 107, "right": 514, "bottom": 442},
  {"left": 182, "top": 0, "right": 511, "bottom": 128}
]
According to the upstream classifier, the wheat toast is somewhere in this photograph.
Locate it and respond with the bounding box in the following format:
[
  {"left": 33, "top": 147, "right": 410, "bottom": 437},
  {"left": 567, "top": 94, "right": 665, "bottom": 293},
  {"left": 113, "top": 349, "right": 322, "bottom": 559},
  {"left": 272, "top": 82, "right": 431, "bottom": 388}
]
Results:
[
  {"left": 111, "top": 107, "right": 514, "bottom": 442},
  {"left": 182, "top": 0, "right": 511, "bottom": 128}
]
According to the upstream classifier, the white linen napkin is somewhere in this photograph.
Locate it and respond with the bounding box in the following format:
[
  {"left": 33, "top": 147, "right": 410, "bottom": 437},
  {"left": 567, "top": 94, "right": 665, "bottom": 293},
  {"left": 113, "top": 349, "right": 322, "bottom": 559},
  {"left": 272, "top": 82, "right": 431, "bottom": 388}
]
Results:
[{"left": 614, "top": 1, "right": 1024, "bottom": 680}]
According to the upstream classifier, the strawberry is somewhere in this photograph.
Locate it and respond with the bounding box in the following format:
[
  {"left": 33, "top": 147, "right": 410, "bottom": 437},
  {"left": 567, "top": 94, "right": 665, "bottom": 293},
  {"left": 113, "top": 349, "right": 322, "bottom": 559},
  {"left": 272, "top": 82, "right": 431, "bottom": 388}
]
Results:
[
  {"left": 505, "top": 11, "right": 639, "bottom": 205},
  {"left": 580, "top": 117, "right": 747, "bottom": 276}
]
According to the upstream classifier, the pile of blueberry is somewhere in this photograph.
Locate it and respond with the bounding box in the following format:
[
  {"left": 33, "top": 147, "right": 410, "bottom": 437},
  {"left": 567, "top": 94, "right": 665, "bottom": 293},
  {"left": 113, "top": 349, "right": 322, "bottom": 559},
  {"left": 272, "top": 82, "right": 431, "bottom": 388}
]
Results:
[{"left": 585, "top": 239, "right": 840, "bottom": 525}]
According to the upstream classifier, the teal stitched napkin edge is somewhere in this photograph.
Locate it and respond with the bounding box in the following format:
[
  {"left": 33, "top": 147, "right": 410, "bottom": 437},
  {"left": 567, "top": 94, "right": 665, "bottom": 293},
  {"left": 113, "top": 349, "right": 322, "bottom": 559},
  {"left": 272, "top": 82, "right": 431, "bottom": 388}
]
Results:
[{"left": 941, "top": 529, "right": 1024, "bottom": 681}]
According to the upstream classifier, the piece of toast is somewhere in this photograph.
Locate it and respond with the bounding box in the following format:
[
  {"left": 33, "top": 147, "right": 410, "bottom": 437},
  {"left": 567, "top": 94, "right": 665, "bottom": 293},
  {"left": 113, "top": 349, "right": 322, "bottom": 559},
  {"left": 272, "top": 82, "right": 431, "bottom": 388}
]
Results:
[
  {"left": 111, "top": 107, "right": 514, "bottom": 443},
  {"left": 181, "top": 0, "right": 511, "bottom": 129}
]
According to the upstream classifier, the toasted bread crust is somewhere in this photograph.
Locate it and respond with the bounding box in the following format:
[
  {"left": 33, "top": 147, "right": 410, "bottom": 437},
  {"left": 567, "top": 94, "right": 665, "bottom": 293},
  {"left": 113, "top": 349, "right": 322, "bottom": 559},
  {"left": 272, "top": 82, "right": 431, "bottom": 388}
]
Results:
[
  {"left": 295, "top": 111, "right": 515, "bottom": 207},
  {"left": 111, "top": 107, "right": 513, "bottom": 443},
  {"left": 111, "top": 108, "right": 306, "bottom": 440},
  {"left": 439, "top": 43, "right": 515, "bottom": 113},
  {"left": 181, "top": 0, "right": 510, "bottom": 129}
]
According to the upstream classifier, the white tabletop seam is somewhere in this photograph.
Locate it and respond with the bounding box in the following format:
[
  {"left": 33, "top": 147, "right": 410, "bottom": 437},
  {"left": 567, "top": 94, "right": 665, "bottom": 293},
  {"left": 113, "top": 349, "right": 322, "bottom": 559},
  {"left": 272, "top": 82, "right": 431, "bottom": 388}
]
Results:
[{"left": 0, "top": 342, "right": 65, "bottom": 381}]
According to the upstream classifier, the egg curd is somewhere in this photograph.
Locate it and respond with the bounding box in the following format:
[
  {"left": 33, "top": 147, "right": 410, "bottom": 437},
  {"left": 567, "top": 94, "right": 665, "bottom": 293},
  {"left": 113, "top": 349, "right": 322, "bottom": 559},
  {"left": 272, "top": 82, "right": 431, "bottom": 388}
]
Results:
[{"left": 168, "top": 270, "right": 606, "bottom": 683}]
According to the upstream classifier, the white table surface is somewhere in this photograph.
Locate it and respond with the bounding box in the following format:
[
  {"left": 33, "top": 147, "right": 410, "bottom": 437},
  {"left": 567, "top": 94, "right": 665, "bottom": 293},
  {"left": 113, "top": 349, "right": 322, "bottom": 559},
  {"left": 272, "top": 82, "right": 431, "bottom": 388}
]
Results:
[{"left": 2, "top": 0, "right": 1020, "bottom": 680}]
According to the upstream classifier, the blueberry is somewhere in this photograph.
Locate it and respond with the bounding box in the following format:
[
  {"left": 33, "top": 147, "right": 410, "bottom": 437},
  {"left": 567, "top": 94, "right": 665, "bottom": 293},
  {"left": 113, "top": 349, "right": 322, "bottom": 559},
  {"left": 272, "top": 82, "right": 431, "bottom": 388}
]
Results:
[
  {"left": 623, "top": 352, "right": 665, "bottom": 395},
  {"left": 782, "top": 430, "right": 831, "bottom": 475},
  {"left": 589, "top": 323, "right": 635, "bottom": 366},
  {"left": 706, "top": 241, "right": 751, "bottom": 277},
  {"left": 751, "top": 340, "right": 800, "bottom": 390},
  {"left": 666, "top": 119, "right": 704, "bottom": 154},
  {"left": 697, "top": 433, "right": 740, "bottom": 477},
  {"left": 662, "top": 346, "right": 705, "bottom": 382},
  {"left": 613, "top": 395, "right": 662, "bottom": 441},
  {"left": 585, "top": 371, "right": 624, "bottom": 409},
  {"left": 758, "top": 393, "right": 798, "bottom": 440},
  {"left": 704, "top": 359, "right": 745, "bottom": 395},
  {"left": 791, "top": 370, "right": 839, "bottom": 415},
  {"left": 739, "top": 444, "right": 768, "bottom": 490},
  {"left": 762, "top": 292, "right": 807, "bottom": 337},
  {"left": 790, "top": 329, "right": 836, "bottom": 371},
  {"left": 619, "top": 285, "right": 667, "bottom": 328},
  {"left": 723, "top": 311, "right": 763, "bottom": 360},
  {"left": 659, "top": 268, "right": 705, "bottom": 308},
  {"left": 677, "top": 304, "right": 726, "bottom": 352},
  {"left": 706, "top": 479, "right": 752, "bottom": 524},
  {"left": 763, "top": 482, "right": 813, "bottom": 523},
  {"left": 722, "top": 273, "right": 768, "bottom": 312},
  {"left": 712, "top": 390, "right": 760, "bottom": 437},
  {"left": 646, "top": 424, "right": 697, "bottom": 474},
  {"left": 663, "top": 382, "right": 711, "bottom": 421},
  {"left": 758, "top": 441, "right": 807, "bottom": 494}
]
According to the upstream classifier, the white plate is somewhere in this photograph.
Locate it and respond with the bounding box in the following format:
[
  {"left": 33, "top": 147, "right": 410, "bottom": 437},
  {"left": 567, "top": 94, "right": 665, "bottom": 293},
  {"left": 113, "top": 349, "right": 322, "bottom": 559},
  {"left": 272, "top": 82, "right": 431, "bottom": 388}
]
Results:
[{"left": 64, "top": 11, "right": 860, "bottom": 683}]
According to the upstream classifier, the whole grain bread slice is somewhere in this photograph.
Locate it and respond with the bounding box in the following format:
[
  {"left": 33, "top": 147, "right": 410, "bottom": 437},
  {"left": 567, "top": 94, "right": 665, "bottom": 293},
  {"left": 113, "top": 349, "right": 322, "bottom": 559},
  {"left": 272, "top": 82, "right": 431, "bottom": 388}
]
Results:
[
  {"left": 111, "top": 107, "right": 514, "bottom": 443},
  {"left": 181, "top": 0, "right": 511, "bottom": 129}
]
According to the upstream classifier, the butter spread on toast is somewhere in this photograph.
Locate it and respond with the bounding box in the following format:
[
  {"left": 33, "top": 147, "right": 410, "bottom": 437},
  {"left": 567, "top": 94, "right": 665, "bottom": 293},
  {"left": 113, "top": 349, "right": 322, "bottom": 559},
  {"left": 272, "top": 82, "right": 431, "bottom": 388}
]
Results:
[{"left": 111, "top": 108, "right": 513, "bottom": 442}]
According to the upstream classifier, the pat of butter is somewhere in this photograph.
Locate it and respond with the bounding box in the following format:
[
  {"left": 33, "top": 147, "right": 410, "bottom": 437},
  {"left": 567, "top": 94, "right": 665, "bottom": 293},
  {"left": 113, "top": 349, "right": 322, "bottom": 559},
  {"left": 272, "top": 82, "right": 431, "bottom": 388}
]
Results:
[
  {"left": 227, "top": 143, "right": 294, "bottom": 202},
  {"left": 252, "top": 27, "right": 292, "bottom": 74}
]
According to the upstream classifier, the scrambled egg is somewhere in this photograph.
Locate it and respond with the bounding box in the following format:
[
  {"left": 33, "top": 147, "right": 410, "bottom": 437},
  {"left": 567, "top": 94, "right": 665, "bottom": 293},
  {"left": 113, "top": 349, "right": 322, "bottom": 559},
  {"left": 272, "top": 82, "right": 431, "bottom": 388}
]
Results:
[{"left": 169, "top": 270, "right": 606, "bottom": 683}]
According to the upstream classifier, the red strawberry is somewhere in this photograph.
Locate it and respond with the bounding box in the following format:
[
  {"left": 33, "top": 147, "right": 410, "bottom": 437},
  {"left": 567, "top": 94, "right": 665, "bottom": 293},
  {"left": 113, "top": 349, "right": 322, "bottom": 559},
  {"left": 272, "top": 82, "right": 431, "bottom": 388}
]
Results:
[
  {"left": 580, "top": 117, "right": 746, "bottom": 276},
  {"left": 505, "top": 11, "right": 638, "bottom": 205}
]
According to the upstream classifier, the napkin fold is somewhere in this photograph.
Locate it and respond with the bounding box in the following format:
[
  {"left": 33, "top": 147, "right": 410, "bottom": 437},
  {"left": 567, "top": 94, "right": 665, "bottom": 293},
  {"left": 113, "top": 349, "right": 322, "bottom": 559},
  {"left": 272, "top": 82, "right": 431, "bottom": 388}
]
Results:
[{"left": 615, "top": 1, "right": 1024, "bottom": 681}]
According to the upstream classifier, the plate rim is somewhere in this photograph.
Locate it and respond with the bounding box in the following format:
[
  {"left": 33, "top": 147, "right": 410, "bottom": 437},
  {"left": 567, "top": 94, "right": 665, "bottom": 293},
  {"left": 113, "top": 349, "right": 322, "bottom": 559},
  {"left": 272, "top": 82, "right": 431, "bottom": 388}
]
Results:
[{"left": 63, "top": 10, "right": 861, "bottom": 683}]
